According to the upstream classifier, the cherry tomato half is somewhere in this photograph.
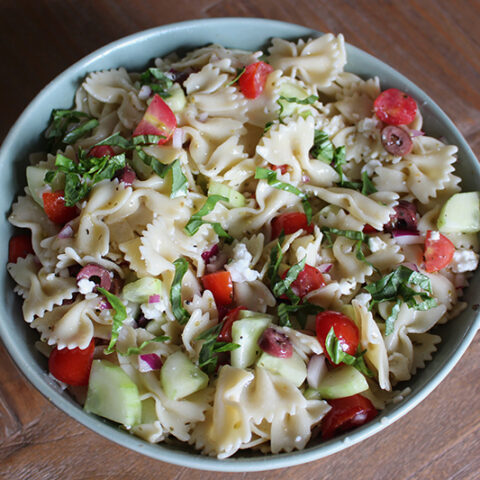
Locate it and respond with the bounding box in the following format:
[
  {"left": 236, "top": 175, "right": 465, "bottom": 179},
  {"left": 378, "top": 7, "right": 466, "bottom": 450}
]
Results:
[
  {"left": 271, "top": 212, "right": 314, "bottom": 239},
  {"left": 282, "top": 264, "right": 325, "bottom": 298},
  {"left": 48, "top": 339, "right": 95, "bottom": 386},
  {"left": 217, "top": 306, "right": 246, "bottom": 343},
  {"left": 424, "top": 230, "right": 455, "bottom": 273},
  {"left": 88, "top": 145, "right": 115, "bottom": 158},
  {"left": 238, "top": 61, "right": 274, "bottom": 99},
  {"left": 8, "top": 234, "right": 34, "bottom": 263},
  {"left": 202, "top": 270, "right": 234, "bottom": 307},
  {"left": 373, "top": 88, "right": 417, "bottom": 126},
  {"left": 322, "top": 394, "right": 378, "bottom": 440},
  {"left": 270, "top": 164, "right": 289, "bottom": 175},
  {"left": 133, "top": 94, "right": 177, "bottom": 144},
  {"left": 316, "top": 311, "right": 359, "bottom": 363},
  {"left": 42, "top": 190, "right": 78, "bottom": 224}
]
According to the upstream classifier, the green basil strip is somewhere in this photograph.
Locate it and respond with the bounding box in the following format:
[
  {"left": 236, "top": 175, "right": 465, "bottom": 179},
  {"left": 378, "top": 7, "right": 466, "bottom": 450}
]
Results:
[
  {"left": 272, "top": 257, "right": 306, "bottom": 298},
  {"left": 170, "top": 258, "right": 191, "bottom": 325},
  {"left": 321, "top": 226, "right": 367, "bottom": 247},
  {"left": 97, "top": 288, "right": 128, "bottom": 355},
  {"left": 96, "top": 132, "right": 132, "bottom": 149},
  {"left": 361, "top": 170, "right": 377, "bottom": 195},
  {"left": 267, "top": 233, "right": 284, "bottom": 286},
  {"left": 277, "top": 301, "right": 324, "bottom": 329},
  {"left": 184, "top": 195, "right": 229, "bottom": 236},
  {"left": 120, "top": 336, "right": 170, "bottom": 356},
  {"left": 140, "top": 68, "right": 173, "bottom": 98},
  {"left": 132, "top": 134, "right": 166, "bottom": 146},
  {"left": 311, "top": 130, "right": 335, "bottom": 164},
  {"left": 254, "top": 167, "right": 312, "bottom": 223},
  {"left": 385, "top": 300, "right": 401, "bottom": 335}
]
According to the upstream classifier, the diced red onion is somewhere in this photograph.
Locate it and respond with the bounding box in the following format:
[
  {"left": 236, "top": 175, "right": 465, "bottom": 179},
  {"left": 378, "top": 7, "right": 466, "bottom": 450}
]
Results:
[
  {"left": 58, "top": 223, "right": 74, "bottom": 239},
  {"left": 98, "top": 299, "right": 112, "bottom": 310},
  {"left": 172, "top": 128, "right": 184, "bottom": 149},
  {"left": 77, "top": 264, "right": 112, "bottom": 291},
  {"left": 400, "top": 262, "right": 419, "bottom": 272},
  {"left": 392, "top": 230, "right": 423, "bottom": 245},
  {"left": 307, "top": 354, "right": 328, "bottom": 389},
  {"left": 318, "top": 263, "right": 333, "bottom": 273},
  {"left": 302, "top": 174, "right": 311, "bottom": 183},
  {"left": 149, "top": 294, "right": 161, "bottom": 303},
  {"left": 138, "top": 85, "right": 152, "bottom": 100},
  {"left": 139, "top": 353, "right": 163, "bottom": 372},
  {"left": 116, "top": 166, "right": 136, "bottom": 187},
  {"left": 201, "top": 243, "right": 219, "bottom": 264}
]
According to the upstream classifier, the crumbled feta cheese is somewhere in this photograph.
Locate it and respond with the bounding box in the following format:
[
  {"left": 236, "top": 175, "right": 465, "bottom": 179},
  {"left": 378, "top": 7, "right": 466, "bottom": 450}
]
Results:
[
  {"left": 357, "top": 117, "right": 378, "bottom": 134},
  {"left": 450, "top": 249, "right": 479, "bottom": 273},
  {"left": 78, "top": 278, "right": 96, "bottom": 294},
  {"left": 368, "top": 236, "right": 387, "bottom": 253},
  {"left": 225, "top": 243, "right": 260, "bottom": 283},
  {"left": 141, "top": 299, "right": 167, "bottom": 320},
  {"left": 429, "top": 230, "right": 441, "bottom": 241}
]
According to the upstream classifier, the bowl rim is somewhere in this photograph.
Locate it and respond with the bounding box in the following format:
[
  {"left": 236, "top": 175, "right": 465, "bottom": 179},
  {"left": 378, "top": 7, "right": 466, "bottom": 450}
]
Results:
[{"left": 1, "top": 17, "right": 479, "bottom": 473}]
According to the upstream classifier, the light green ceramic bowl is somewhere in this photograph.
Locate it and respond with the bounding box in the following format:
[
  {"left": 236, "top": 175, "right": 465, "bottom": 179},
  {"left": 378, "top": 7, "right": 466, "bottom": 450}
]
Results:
[{"left": 1, "top": 18, "right": 479, "bottom": 472}]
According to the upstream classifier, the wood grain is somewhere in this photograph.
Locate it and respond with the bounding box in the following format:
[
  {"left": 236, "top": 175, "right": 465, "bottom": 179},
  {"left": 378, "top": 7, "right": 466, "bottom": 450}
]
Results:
[{"left": 0, "top": 1, "right": 479, "bottom": 479}]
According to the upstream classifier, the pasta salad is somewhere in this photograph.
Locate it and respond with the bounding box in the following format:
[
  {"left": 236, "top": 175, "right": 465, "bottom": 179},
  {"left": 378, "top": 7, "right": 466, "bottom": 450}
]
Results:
[{"left": 7, "top": 34, "right": 480, "bottom": 458}]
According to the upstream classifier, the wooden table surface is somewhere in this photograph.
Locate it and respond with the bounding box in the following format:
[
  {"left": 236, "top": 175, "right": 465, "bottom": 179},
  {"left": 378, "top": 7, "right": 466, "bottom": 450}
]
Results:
[{"left": 0, "top": 1, "right": 479, "bottom": 479}]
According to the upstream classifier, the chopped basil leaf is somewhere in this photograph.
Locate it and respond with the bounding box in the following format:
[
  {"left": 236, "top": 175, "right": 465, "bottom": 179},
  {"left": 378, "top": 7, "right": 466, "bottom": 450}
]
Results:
[
  {"left": 277, "top": 301, "right": 323, "bottom": 328},
  {"left": 97, "top": 288, "right": 127, "bottom": 355},
  {"left": 311, "top": 130, "right": 334, "bottom": 164},
  {"left": 365, "top": 266, "right": 437, "bottom": 334},
  {"left": 272, "top": 257, "right": 306, "bottom": 298},
  {"left": 196, "top": 322, "right": 240, "bottom": 374},
  {"left": 119, "top": 336, "right": 170, "bottom": 356},
  {"left": 361, "top": 170, "right": 377, "bottom": 195},
  {"left": 255, "top": 167, "right": 312, "bottom": 224},
  {"left": 263, "top": 121, "right": 274, "bottom": 135},
  {"left": 140, "top": 68, "right": 173, "bottom": 98},
  {"left": 267, "top": 233, "right": 284, "bottom": 287},
  {"left": 62, "top": 118, "right": 99, "bottom": 145},
  {"left": 170, "top": 258, "right": 191, "bottom": 325},
  {"left": 325, "top": 327, "right": 373, "bottom": 377},
  {"left": 95, "top": 132, "right": 132, "bottom": 149},
  {"left": 184, "top": 195, "right": 230, "bottom": 236},
  {"left": 321, "top": 226, "right": 366, "bottom": 247},
  {"left": 132, "top": 134, "right": 166, "bottom": 146}
]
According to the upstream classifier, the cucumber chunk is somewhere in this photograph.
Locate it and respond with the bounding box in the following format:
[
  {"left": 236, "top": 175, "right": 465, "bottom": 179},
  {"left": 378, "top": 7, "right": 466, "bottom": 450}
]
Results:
[
  {"left": 208, "top": 182, "right": 246, "bottom": 208},
  {"left": 160, "top": 351, "right": 209, "bottom": 400},
  {"left": 26, "top": 166, "right": 63, "bottom": 206},
  {"left": 313, "top": 364, "right": 368, "bottom": 399},
  {"left": 231, "top": 316, "right": 270, "bottom": 369},
  {"left": 130, "top": 149, "right": 153, "bottom": 180},
  {"left": 237, "top": 310, "right": 275, "bottom": 322},
  {"left": 122, "top": 277, "right": 163, "bottom": 304},
  {"left": 437, "top": 192, "right": 480, "bottom": 233},
  {"left": 278, "top": 82, "right": 311, "bottom": 117},
  {"left": 164, "top": 83, "right": 186, "bottom": 113},
  {"left": 84, "top": 360, "right": 141, "bottom": 428},
  {"left": 256, "top": 351, "right": 307, "bottom": 387}
]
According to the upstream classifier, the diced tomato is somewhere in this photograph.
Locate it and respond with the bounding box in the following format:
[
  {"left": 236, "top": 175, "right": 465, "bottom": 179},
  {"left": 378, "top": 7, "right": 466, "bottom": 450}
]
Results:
[
  {"left": 202, "top": 270, "right": 234, "bottom": 307},
  {"left": 424, "top": 230, "right": 455, "bottom": 273},
  {"left": 282, "top": 264, "right": 325, "bottom": 298},
  {"left": 238, "top": 61, "right": 274, "bottom": 99},
  {"left": 271, "top": 212, "right": 313, "bottom": 239},
  {"left": 373, "top": 88, "right": 417, "bottom": 126},
  {"left": 48, "top": 339, "right": 95, "bottom": 386},
  {"left": 315, "top": 311, "right": 359, "bottom": 364},
  {"left": 88, "top": 145, "right": 115, "bottom": 158},
  {"left": 322, "top": 394, "right": 378, "bottom": 440},
  {"left": 270, "top": 164, "right": 289, "bottom": 175},
  {"left": 8, "top": 234, "right": 34, "bottom": 263},
  {"left": 133, "top": 94, "right": 176, "bottom": 144},
  {"left": 42, "top": 191, "right": 78, "bottom": 224},
  {"left": 217, "top": 306, "right": 246, "bottom": 343}
]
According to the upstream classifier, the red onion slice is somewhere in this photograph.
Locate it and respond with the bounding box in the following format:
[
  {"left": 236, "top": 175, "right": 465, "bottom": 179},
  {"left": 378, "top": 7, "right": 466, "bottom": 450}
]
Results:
[
  {"left": 409, "top": 129, "right": 425, "bottom": 138},
  {"left": 307, "top": 354, "right": 328, "bottom": 389},
  {"left": 58, "top": 223, "right": 74, "bottom": 239},
  {"left": 116, "top": 166, "right": 136, "bottom": 186},
  {"left": 77, "top": 264, "right": 112, "bottom": 291},
  {"left": 201, "top": 243, "right": 219, "bottom": 264},
  {"left": 400, "top": 262, "right": 419, "bottom": 272},
  {"left": 139, "top": 353, "right": 163, "bottom": 372},
  {"left": 392, "top": 230, "right": 424, "bottom": 245},
  {"left": 149, "top": 294, "right": 161, "bottom": 304},
  {"left": 318, "top": 263, "right": 333, "bottom": 273}
]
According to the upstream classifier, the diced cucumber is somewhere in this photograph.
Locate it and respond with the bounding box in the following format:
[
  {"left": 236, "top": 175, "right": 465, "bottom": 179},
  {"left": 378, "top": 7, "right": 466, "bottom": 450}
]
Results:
[
  {"left": 122, "top": 277, "right": 163, "bottom": 304},
  {"left": 160, "top": 351, "right": 209, "bottom": 400},
  {"left": 278, "top": 82, "right": 311, "bottom": 117},
  {"left": 208, "top": 182, "right": 246, "bottom": 208},
  {"left": 313, "top": 364, "right": 368, "bottom": 399},
  {"left": 130, "top": 149, "right": 153, "bottom": 180},
  {"left": 139, "top": 397, "right": 158, "bottom": 424},
  {"left": 437, "top": 192, "right": 480, "bottom": 233},
  {"left": 237, "top": 310, "right": 275, "bottom": 322},
  {"left": 256, "top": 351, "right": 307, "bottom": 387},
  {"left": 304, "top": 387, "right": 322, "bottom": 400},
  {"left": 26, "top": 166, "right": 64, "bottom": 206},
  {"left": 231, "top": 316, "right": 270, "bottom": 369},
  {"left": 84, "top": 360, "right": 141, "bottom": 428},
  {"left": 164, "top": 83, "right": 186, "bottom": 113}
]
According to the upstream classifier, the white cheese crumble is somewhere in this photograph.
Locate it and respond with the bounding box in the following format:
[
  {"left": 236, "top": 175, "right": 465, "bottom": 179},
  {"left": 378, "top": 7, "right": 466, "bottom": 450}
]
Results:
[
  {"left": 450, "top": 249, "right": 479, "bottom": 273},
  {"left": 368, "top": 236, "right": 388, "bottom": 253},
  {"left": 225, "top": 243, "right": 260, "bottom": 283},
  {"left": 78, "top": 278, "right": 96, "bottom": 294},
  {"left": 429, "top": 230, "right": 441, "bottom": 241},
  {"left": 141, "top": 299, "right": 167, "bottom": 320}
]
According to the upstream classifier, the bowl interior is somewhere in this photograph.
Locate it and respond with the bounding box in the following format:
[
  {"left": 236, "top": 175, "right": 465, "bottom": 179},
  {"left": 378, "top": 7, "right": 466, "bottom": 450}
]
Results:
[{"left": 1, "top": 18, "right": 479, "bottom": 472}]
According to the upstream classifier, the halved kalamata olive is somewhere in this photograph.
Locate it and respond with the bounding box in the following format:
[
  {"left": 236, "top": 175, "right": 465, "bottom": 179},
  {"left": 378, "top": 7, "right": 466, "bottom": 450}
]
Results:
[
  {"left": 116, "top": 166, "right": 136, "bottom": 186},
  {"left": 258, "top": 328, "right": 293, "bottom": 358},
  {"left": 384, "top": 200, "right": 418, "bottom": 232},
  {"left": 76, "top": 264, "right": 112, "bottom": 291},
  {"left": 381, "top": 125, "right": 413, "bottom": 156}
]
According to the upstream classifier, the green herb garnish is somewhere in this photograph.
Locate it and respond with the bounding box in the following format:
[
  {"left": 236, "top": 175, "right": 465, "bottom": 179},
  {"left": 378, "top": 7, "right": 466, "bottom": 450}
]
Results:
[
  {"left": 119, "top": 336, "right": 170, "bottom": 356},
  {"left": 97, "top": 288, "right": 127, "bottom": 355},
  {"left": 311, "top": 130, "right": 335, "bottom": 164},
  {"left": 140, "top": 68, "right": 173, "bottom": 98},
  {"left": 361, "top": 170, "right": 377, "bottom": 195},
  {"left": 278, "top": 94, "right": 318, "bottom": 117},
  {"left": 170, "top": 258, "right": 191, "bottom": 325},
  {"left": 277, "top": 301, "right": 324, "bottom": 329}
]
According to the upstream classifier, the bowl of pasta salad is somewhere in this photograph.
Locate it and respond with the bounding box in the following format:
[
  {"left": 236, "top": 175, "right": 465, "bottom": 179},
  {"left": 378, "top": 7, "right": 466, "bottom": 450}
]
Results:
[{"left": 2, "top": 18, "right": 480, "bottom": 471}]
